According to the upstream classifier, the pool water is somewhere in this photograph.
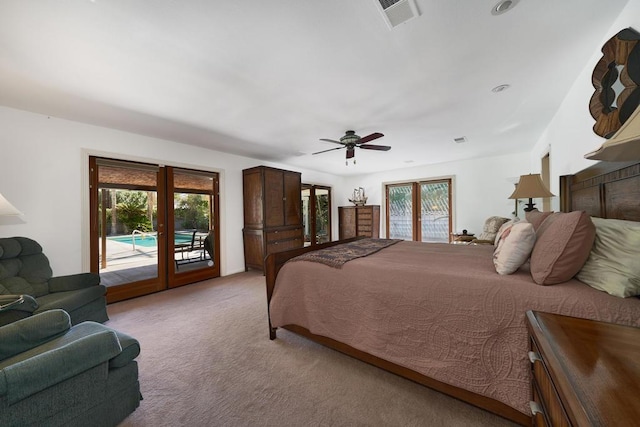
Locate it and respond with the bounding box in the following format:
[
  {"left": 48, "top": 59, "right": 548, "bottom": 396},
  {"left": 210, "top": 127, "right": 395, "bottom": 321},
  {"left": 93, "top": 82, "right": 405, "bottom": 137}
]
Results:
[
  {"left": 109, "top": 232, "right": 195, "bottom": 248},
  {"left": 109, "top": 235, "right": 158, "bottom": 247}
]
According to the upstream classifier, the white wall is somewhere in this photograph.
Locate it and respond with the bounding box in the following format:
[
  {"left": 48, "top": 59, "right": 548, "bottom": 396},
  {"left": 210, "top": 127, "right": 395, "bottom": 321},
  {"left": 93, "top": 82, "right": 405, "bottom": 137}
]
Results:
[
  {"left": 0, "top": 106, "right": 341, "bottom": 276},
  {"left": 341, "top": 152, "right": 530, "bottom": 237},
  {"left": 530, "top": 0, "right": 640, "bottom": 204},
  {"left": 8, "top": 0, "right": 637, "bottom": 280}
]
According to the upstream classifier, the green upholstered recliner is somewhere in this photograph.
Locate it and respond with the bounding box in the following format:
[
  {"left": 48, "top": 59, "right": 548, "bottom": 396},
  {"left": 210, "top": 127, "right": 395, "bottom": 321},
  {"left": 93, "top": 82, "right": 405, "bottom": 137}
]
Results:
[
  {"left": 0, "top": 309, "right": 141, "bottom": 427},
  {"left": 0, "top": 237, "right": 108, "bottom": 327}
]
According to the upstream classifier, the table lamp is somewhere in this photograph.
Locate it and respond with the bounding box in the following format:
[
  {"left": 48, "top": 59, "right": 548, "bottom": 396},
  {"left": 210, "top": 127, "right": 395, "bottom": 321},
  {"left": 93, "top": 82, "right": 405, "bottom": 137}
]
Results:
[
  {"left": 509, "top": 174, "right": 554, "bottom": 212},
  {"left": 0, "top": 193, "right": 23, "bottom": 216}
]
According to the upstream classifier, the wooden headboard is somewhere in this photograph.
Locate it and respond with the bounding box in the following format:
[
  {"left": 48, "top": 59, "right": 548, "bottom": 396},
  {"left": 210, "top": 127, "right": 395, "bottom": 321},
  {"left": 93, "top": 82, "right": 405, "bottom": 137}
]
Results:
[{"left": 560, "top": 161, "right": 640, "bottom": 221}]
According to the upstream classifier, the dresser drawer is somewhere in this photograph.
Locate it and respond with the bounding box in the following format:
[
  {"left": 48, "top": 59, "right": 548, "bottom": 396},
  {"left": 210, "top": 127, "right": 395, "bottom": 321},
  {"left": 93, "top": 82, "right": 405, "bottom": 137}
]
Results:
[
  {"left": 357, "top": 211, "right": 372, "bottom": 221},
  {"left": 267, "top": 237, "right": 303, "bottom": 253},
  {"left": 266, "top": 228, "right": 302, "bottom": 243},
  {"left": 529, "top": 336, "right": 571, "bottom": 427},
  {"left": 531, "top": 385, "right": 549, "bottom": 427}
]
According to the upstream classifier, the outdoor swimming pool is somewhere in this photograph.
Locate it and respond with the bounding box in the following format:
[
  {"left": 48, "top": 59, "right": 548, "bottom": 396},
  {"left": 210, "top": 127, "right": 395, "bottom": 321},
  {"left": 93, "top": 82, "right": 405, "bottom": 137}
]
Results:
[
  {"left": 109, "top": 235, "right": 158, "bottom": 248},
  {"left": 108, "top": 232, "right": 195, "bottom": 248}
]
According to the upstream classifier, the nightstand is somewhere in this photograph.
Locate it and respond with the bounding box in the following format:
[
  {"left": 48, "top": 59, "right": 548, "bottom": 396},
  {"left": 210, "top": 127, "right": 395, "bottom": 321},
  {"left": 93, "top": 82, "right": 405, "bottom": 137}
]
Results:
[
  {"left": 451, "top": 232, "right": 475, "bottom": 244},
  {"left": 526, "top": 311, "right": 640, "bottom": 426}
]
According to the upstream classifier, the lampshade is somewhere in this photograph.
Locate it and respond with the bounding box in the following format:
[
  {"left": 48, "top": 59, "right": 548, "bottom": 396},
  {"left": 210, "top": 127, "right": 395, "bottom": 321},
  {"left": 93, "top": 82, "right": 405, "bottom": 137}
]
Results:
[
  {"left": 585, "top": 104, "right": 640, "bottom": 161},
  {"left": 0, "top": 193, "right": 23, "bottom": 216},
  {"left": 509, "top": 174, "right": 554, "bottom": 212}
]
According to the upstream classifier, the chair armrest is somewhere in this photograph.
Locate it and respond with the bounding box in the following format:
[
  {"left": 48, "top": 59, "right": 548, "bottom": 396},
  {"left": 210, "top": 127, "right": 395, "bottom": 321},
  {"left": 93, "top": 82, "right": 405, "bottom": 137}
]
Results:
[
  {"left": 0, "top": 295, "right": 38, "bottom": 328},
  {"left": 0, "top": 310, "right": 71, "bottom": 361},
  {"left": 48, "top": 272, "right": 101, "bottom": 292},
  {"left": 0, "top": 295, "right": 37, "bottom": 313},
  {"left": 0, "top": 329, "right": 122, "bottom": 404},
  {"left": 0, "top": 295, "right": 24, "bottom": 311}
]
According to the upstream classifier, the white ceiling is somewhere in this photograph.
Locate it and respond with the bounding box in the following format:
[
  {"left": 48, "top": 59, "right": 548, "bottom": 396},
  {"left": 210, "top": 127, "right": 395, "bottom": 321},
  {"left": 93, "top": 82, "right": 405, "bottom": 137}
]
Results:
[{"left": 0, "top": 0, "right": 630, "bottom": 175}]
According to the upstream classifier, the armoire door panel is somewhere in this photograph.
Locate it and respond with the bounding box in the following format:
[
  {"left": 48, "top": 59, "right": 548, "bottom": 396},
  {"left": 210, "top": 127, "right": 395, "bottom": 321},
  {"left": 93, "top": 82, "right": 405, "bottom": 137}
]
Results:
[
  {"left": 242, "top": 170, "right": 264, "bottom": 228},
  {"left": 283, "top": 171, "right": 301, "bottom": 226},
  {"left": 264, "top": 168, "right": 285, "bottom": 228}
]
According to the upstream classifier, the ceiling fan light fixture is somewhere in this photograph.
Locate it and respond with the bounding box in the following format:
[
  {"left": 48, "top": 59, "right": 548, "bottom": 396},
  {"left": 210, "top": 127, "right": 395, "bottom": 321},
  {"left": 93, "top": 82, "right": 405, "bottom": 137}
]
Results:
[
  {"left": 315, "top": 130, "right": 389, "bottom": 162},
  {"left": 340, "top": 131, "right": 360, "bottom": 143}
]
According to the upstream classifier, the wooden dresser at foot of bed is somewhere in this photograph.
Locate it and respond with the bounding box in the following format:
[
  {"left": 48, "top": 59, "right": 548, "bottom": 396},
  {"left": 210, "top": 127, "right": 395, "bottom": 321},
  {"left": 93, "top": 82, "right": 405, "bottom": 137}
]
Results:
[{"left": 526, "top": 311, "right": 640, "bottom": 427}]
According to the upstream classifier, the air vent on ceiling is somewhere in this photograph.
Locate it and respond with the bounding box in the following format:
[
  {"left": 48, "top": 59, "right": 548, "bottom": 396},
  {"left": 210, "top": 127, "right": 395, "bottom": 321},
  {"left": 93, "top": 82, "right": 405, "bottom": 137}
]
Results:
[{"left": 376, "top": 0, "right": 420, "bottom": 28}]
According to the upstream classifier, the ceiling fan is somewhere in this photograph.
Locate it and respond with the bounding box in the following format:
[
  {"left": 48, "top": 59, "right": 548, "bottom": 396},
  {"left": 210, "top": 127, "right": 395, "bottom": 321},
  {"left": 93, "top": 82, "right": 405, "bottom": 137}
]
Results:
[{"left": 313, "top": 130, "right": 390, "bottom": 164}]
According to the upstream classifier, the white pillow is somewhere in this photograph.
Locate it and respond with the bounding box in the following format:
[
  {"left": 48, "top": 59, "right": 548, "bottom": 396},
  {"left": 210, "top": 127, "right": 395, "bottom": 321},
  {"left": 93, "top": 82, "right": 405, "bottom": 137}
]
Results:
[
  {"left": 576, "top": 217, "right": 640, "bottom": 297},
  {"left": 493, "top": 221, "right": 536, "bottom": 275},
  {"left": 493, "top": 218, "right": 520, "bottom": 246}
]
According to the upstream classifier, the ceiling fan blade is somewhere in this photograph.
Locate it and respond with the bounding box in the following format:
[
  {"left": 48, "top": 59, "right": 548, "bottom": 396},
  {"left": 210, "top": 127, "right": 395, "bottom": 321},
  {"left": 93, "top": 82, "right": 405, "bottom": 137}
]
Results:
[
  {"left": 346, "top": 148, "right": 355, "bottom": 159},
  {"left": 357, "top": 132, "right": 384, "bottom": 144},
  {"left": 319, "top": 138, "right": 344, "bottom": 145},
  {"left": 359, "top": 144, "right": 391, "bottom": 151},
  {"left": 312, "top": 146, "right": 345, "bottom": 155}
]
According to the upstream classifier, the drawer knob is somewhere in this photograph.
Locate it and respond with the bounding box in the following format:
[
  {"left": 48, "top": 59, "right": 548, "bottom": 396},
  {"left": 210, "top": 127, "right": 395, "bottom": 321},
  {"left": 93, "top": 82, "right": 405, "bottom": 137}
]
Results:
[
  {"left": 528, "top": 351, "right": 541, "bottom": 363},
  {"left": 530, "top": 401, "right": 544, "bottom": 416}
]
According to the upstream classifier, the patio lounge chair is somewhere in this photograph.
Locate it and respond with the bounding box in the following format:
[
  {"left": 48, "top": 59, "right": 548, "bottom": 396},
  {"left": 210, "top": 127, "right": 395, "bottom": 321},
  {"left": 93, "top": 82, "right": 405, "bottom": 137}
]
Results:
[{"left": 174, "top": 230, "right": 214, "bottom": 270}]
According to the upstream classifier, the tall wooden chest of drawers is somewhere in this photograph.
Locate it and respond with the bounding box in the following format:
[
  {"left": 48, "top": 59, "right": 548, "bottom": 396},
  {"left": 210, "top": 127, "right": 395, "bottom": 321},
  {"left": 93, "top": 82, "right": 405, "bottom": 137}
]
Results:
[{"left": 338, "top": 205, "right": 380, "bottom": 239}]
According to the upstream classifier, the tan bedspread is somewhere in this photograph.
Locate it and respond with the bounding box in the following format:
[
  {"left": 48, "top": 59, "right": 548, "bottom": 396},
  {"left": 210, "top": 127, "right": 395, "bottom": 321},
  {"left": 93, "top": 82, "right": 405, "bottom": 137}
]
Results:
[{"left": 269, "top": 241, "right": 640, "bottom": 416}]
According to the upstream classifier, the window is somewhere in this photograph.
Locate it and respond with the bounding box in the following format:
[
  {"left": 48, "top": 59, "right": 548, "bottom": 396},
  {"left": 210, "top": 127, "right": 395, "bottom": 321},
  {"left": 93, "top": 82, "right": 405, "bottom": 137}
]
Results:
[{"left": 386, "top": 179, "right": 452, "bottom": 242}]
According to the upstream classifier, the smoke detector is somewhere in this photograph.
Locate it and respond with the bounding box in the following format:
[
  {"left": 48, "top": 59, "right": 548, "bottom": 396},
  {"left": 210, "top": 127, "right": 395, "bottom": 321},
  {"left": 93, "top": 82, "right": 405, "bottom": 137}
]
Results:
[
  {"left": 375, "top": 0, "right": 420, "bottom": 29},
  {"left": 491, "top": 0, "right": 520, "bottom": 16}
]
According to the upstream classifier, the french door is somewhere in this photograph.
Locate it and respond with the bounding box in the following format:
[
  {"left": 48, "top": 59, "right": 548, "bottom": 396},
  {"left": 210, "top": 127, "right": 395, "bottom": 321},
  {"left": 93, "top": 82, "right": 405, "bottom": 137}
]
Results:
[
  {"left": 386, "top": 179, "right": 452, "bottom": 242},
  {"left": 89, "top": 157, "right": 220, "bottom": 303}
]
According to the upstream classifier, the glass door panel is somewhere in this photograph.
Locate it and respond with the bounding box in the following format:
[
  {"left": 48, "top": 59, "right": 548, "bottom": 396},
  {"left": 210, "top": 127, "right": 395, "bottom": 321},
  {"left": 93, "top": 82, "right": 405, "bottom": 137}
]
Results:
[
  {"left": 388, "top": 184, "right": 414, "bottom": 240},
  {"left": 315, "top": 188, "right": 330, "bottom": 244},
  {"left": 302, "top": 187, "right": 311, "bottom": 246},
  {"left": 167, "top": 168, "right": 220, "bottom": 287},
  {"left": 420, "top": 181, "right": 450, "bottom": 243},
  {"left": 301, "top": 184, "right": 332, "bottom": 246},
  {"left": 91, "top": 158, "right": 166, "bottom": 302}
]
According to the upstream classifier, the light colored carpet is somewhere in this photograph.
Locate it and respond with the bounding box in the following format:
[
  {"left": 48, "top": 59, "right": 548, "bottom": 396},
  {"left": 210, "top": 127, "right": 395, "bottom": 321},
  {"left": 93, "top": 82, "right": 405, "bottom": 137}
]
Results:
[{"left": 107, "top": 271, "right": 519, "bottom": 427}]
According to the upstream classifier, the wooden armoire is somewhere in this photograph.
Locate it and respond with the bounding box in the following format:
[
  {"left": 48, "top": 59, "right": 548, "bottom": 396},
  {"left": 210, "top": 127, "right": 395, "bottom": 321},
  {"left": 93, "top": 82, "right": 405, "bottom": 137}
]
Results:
[
  {"left": 242, "top": 166, "right": 303, "bottom": 272},
  {"left": 338, "top": 205, "right": 380, "bottom": 239}
]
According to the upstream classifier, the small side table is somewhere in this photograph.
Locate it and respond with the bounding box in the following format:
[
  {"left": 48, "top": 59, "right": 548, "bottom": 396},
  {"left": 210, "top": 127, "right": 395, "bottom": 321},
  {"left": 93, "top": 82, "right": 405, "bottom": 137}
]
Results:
[{"left": 451, "top": 232, "right": 475, "bottom": 244}]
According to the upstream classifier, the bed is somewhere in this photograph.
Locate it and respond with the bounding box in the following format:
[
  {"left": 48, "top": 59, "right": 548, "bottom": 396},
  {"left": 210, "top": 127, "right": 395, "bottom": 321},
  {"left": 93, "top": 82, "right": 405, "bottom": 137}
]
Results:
[{"left": 264, "top": 161, "right": 640, "bottom": 426}]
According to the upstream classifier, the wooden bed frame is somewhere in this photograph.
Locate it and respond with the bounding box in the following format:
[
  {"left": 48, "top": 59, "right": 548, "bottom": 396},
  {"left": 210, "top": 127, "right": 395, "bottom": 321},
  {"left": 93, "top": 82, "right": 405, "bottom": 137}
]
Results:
[{"left": 265, "top": 161, "right": 640, "bottom": 427}]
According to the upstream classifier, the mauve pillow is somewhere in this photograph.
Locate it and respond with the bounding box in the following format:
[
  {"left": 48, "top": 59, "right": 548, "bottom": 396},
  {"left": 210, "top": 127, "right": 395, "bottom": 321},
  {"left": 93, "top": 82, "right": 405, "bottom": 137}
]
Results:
[
  {"left": 525, "top": 209, "right": 554, "bottom": 232},
  {"left": 530, "top": 211, "right": 596, "bottom": 285}
]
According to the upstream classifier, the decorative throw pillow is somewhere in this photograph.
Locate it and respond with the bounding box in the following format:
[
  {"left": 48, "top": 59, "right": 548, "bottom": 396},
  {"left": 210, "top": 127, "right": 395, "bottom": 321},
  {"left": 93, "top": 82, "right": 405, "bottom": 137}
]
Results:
[
  {"left": 525, "top": 209, "right": 554, "bottom": 231},
  {"left": 477, "top": 216, "right": 510, "bottom": 242},
  {"left": 493, "top": 222, "right": 536, "bottom": 275},
  {"left": 493, "top": 218, "right": 520, "bottom": 246},
  {"left": 533, "top": 212, "right": 561, "bottom": 239},
  {"left": 530, "top": 211, "right": 596, "bottom": 285},
  {"left": 577, "top": 217, "right": 640, "bottom": 297}
]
